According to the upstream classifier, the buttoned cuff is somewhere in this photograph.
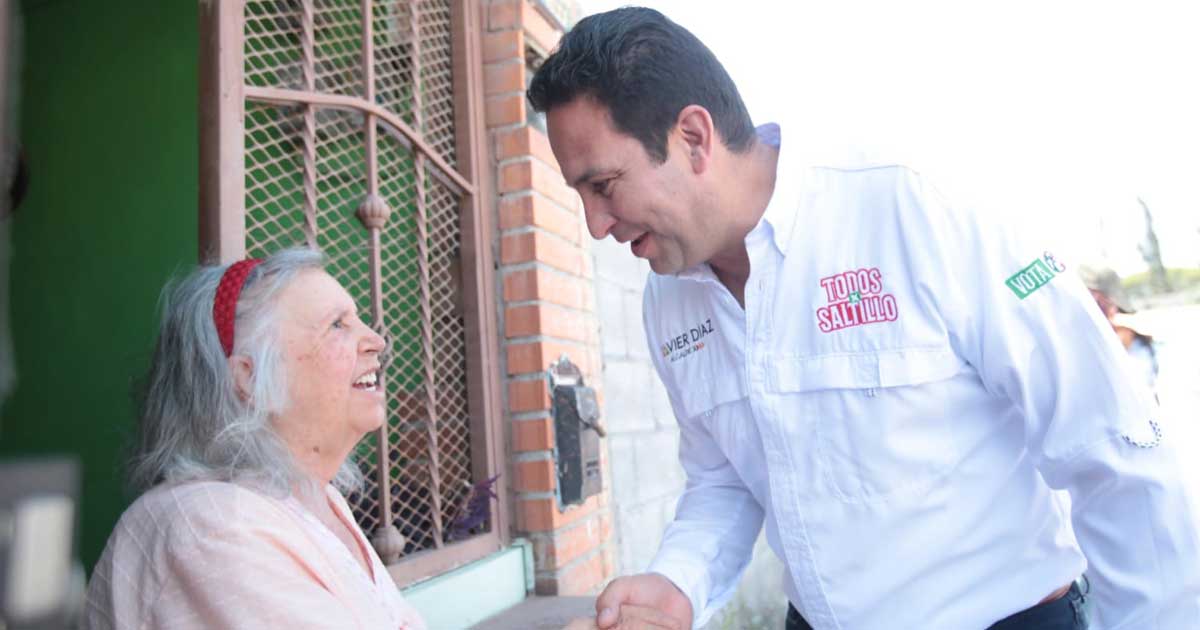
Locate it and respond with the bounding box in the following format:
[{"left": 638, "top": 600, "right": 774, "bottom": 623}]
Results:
[{"left": 647, "top": 552, "right": 713, "bottom": 629}]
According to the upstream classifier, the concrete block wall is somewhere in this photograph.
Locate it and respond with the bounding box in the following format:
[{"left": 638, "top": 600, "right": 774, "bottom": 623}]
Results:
[
  {"left": 484, "top": 0, "right": 615, "bottom": 596},
  {"left": 590, "top": 237, "right": 688, "bottom": 577}
]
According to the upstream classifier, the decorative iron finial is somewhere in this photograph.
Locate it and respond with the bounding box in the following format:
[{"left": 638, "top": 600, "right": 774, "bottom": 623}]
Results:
[
  {"left": 370, "top": 523, "right": 406, "bottom": 564},
  {"left": 356, "top": 194, "right": 392, "bottom": 230}
]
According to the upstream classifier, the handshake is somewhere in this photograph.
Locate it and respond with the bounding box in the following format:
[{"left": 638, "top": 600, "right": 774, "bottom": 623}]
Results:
[{"left": 562, "top": 573, "right": 693, "bottom": 630}]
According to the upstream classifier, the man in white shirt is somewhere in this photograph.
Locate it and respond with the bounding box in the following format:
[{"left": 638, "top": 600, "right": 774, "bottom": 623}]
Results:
[{"left": 528, "top": 7, "right": 1200, "bottom": 629}]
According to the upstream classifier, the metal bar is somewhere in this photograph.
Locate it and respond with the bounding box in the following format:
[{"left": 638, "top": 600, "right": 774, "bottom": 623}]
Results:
[
  {"left": 450, "top": 0, "right": 508, "bottom": 547},
  {"left": 363, "top": 0, "right": 379, "bottom": 197},
  {"left": 244, "top": 85, "right": 474, "bottom": 195},
  {"left": 411, "top": 0, "right": 446, "bottom": 549},
  {"left": 300, "top": 0, "right": 319, "bottom": 248},
  {"left": 360, "top": 0, "right": 396, "bottom": 539},
  {"left": 416, "top": 153, "right": 447, "bottom": 549},
  {"left": 198, "top": 0, "right": 247, "bottom": 263},
  {"left": 377, "top": 122, "right": 467, "bottom": 199},
  {"left": 410, "top": 1, "right": 425, "bottom": 130},
  {"left": 0, "top": 2, "right": 8, "bottom": 222},
  {"left": 367, "top": 227, "right": 391, "bottom": 533}
]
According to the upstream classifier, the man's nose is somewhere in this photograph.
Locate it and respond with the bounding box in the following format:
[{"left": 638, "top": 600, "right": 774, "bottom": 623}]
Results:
[{"left": 583, "top": 202, "right": 617, "bottom": 241}]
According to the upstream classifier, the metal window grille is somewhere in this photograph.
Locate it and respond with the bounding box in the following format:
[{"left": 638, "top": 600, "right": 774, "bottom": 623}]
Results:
[{"left": 200, "top": 0, "right": 506, "bottom": 585}]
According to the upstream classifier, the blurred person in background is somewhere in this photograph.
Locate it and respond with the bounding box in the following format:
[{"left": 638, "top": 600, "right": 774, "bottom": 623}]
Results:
[{"left": 1080, "top": 266, "right": 1159, "bottom": 401}]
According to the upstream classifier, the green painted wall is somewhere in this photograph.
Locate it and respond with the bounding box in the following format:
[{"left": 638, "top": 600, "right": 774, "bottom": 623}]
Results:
[{"left": 0, "top": 0, "right": 198, "bottom": 572}]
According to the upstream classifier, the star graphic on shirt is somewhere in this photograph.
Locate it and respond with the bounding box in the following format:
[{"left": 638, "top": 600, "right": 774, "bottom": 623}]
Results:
[{"left": 849, "top": 291, "right": 861, "bottom": 304}]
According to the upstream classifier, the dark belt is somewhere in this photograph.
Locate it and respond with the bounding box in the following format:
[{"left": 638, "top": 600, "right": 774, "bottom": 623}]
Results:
[{"left": 784, "top": 580, "right": 1088, "bottom": 630}]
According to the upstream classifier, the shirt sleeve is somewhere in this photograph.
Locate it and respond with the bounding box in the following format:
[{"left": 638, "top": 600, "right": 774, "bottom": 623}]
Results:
[
  {"left": 908, "top": 169, "right": 1200, "bottom": 629},
  {"left": 642, "top": 282, "right": 766, "bottom": 629}
]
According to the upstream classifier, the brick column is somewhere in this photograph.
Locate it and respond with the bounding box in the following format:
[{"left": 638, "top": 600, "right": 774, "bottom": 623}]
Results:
[{"left": 484, "top": 0, "right": 615, "bottom": 596}]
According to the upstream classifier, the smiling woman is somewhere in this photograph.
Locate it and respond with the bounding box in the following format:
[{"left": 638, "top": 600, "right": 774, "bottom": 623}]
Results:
[{"left": 82, "top": 248, "right": 426, "bottom": 630}]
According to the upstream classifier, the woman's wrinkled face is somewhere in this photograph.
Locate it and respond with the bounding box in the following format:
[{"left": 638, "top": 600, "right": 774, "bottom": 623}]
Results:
[{"left": 273, "top": 269, "right": 386, "bottom": 455}]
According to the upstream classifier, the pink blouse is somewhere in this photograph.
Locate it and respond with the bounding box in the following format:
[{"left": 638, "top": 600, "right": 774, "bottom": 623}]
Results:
[{"left": 84, "top": 480, "right": 426, "bottom": 629}]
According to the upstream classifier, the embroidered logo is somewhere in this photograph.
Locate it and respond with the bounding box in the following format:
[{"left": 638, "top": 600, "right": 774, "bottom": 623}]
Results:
[
  {"left": 1005, "top": 252, "right": 1066, "bottom": 299},
  {"left": 816, "top": 267, "right": 898, "bottom": 333},
  {"left": 660, "top": 318, "right": 715, "bottom": 363}
]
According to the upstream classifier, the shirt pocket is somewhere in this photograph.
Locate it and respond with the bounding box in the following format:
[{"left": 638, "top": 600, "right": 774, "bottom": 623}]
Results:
[
  {"left": 769, "top": 345, "right": 967, "bottom": 503},
  {"left": 675, "top": 360, "right": 746, "bottom": 421},
  {"left": 670, "top": 363, "right": 769, "bottom": 492}
]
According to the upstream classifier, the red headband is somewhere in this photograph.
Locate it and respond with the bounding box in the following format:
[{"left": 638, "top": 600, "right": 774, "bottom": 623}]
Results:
[{"left": 213, "top": 258, "right": 264, "bottom": 357}]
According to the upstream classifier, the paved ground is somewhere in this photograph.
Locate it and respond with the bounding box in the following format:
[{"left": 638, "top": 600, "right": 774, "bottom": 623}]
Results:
[{"left": 469, "top": 596, "right": 594, "bottom": 630}]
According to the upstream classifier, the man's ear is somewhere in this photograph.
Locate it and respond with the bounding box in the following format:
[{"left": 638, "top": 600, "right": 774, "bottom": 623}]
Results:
[
  {"left": 228, "top": 355, "right": 254, "bottom": 402},
  {"left": 675, "top": 105, "right": 715, "bottom": 173}
]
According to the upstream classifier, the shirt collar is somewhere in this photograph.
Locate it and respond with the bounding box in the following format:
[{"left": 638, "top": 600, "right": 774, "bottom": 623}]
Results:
[
  {"left": 676, "top": 262, "right": 721, "bottom": 284},
  {"left": 756, "top": 122, "right": 803, "bottom": 257}
]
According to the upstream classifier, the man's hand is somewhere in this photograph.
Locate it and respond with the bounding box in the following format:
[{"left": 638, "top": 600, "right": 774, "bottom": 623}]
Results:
[{"left": 595, "top": 573, "right": 693, "bottom": 630}]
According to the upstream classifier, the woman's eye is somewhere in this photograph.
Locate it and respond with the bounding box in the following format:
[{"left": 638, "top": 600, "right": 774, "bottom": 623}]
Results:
[
  {"left": 332, "top": 318, "right": 346, "bottom": 330},
  {"left": 593, "top": 179, "right": 613, "bottom": 197}
]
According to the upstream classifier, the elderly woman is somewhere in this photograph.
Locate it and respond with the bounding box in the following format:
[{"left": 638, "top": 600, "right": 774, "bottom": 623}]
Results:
[{"left": 84, "top": 249, "right": 426, "bottom": 629}]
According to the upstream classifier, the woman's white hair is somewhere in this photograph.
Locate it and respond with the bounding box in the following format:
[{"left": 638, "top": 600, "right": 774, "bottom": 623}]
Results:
[{"left": 129, "top": 247, "right": 363, "bottom": 496}]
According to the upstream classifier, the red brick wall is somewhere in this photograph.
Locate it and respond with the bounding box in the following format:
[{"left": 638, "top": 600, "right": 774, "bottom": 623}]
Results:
[{"left": 483, "top": 0, "right": 615, "bottom": 596}]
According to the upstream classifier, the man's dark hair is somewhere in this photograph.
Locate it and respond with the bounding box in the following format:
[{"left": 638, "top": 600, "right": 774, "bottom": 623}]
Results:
[{"left": 527, "top": 7, "right": 755, "bottom": 163}]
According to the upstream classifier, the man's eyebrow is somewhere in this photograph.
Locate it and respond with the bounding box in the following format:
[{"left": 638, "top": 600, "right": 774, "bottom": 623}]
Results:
[{"left": 571, "top": 167, "right": 603, "bottom": 189}]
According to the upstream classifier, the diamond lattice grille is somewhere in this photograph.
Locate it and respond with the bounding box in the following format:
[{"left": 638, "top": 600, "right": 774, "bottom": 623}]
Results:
[{"left": 239, "top": 0, "right": 480, "bottom": 558}]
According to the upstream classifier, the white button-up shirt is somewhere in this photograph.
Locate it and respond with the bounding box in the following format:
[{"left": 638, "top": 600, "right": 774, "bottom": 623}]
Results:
[{"left": 643, "top": 125, "right": 1200, "bottom": 629}]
